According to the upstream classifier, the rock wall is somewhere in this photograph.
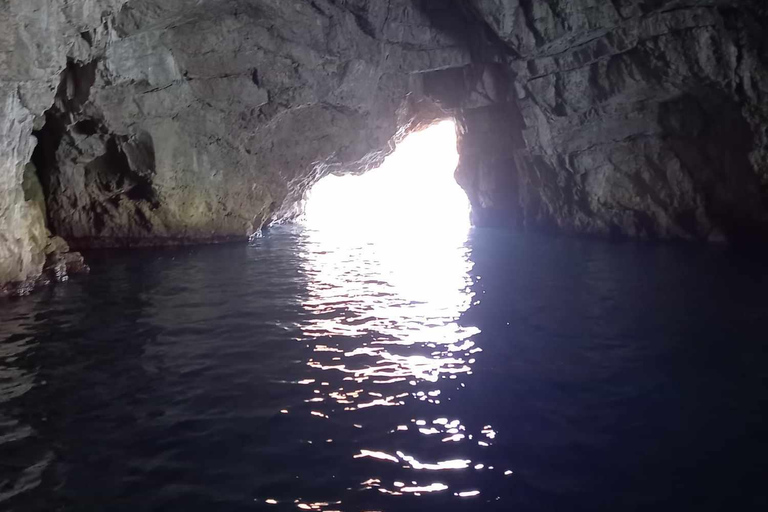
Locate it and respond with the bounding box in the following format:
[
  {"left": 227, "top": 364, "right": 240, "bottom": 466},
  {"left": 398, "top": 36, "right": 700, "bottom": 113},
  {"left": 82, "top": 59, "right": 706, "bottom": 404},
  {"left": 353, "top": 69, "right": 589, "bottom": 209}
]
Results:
[
  {"left": 37, "top": 0, "right": 470, "bottom": 248},
  {"left": 1, "top": 0, "right": 470, "bottom": 293},
  {"left": 2, "top": 0, "right": 768, "bottom": 293},
  {"left": 1, "top": 0, "right": 129, "bottom": 294},
  {"left": 455, "top": 0, "right": 768, "bottom": 241}
]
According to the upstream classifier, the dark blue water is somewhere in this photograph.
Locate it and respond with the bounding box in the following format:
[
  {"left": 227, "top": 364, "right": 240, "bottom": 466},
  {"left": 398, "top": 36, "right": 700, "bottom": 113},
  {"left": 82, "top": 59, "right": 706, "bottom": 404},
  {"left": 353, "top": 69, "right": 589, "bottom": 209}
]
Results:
[{"left": 1, "top": 225, "right": 767, "bottom": 511}]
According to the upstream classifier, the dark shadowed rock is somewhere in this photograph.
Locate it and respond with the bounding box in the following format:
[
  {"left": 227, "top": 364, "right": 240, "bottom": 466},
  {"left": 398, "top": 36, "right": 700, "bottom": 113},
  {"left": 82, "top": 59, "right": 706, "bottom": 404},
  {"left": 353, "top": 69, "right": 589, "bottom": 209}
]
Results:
[
  {"left": 2, "top": 0, "right": 768, "bottom": 292},
  {"left": 461, "top": 0, "right": 768, "bottom": 241}
]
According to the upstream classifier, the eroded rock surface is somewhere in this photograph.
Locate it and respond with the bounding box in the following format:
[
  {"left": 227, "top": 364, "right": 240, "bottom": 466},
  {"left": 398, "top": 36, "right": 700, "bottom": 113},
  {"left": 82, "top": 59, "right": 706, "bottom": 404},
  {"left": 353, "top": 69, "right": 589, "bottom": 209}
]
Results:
[
  {"left": 456, "top": 0, "right": 768, "bottom": 241},
  {"left": 2, "top": 0, "right": 768, "bottom": 293},
  {"left": 1, "top": 0, "right": 128, "bottom": 294},
  {"left": 37, "top": 0, "right": 471, "bottom": 249},
  {"left": 1, "top": 0, "right": 470, "bottom": 293}
]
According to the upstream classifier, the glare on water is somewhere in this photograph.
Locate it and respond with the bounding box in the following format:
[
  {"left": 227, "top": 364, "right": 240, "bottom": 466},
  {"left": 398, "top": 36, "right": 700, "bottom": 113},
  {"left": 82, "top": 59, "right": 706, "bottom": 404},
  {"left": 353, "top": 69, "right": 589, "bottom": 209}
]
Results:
[
  {"left": 282, "top": 121, "right": 507, "bottom": 506},
  {"left": 3, "top": 118, "right": 765, "bottom": 509},
  {"left": 300, "top": 119, "right": 478, "bottom": 388}
]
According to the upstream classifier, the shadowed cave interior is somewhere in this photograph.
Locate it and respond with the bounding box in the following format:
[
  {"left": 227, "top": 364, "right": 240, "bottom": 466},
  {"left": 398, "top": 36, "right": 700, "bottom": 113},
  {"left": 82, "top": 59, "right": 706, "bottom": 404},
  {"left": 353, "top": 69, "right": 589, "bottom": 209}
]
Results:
[
  {"left": 3, "top": 0, "right": 768, "bottom": 294},
  {"left": 1, "top": 1, "right": 768, "bottom": 511}
]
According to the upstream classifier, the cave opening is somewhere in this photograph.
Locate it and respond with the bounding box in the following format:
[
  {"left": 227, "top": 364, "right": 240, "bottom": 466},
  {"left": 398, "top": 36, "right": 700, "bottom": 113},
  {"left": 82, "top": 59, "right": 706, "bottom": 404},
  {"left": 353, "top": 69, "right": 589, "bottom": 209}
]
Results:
[
  {"left": 302, "top": 119, "right": 470, "bottom": 241},
  {"left": 299, "top": 118, "right": 474, "bottom": 313}
]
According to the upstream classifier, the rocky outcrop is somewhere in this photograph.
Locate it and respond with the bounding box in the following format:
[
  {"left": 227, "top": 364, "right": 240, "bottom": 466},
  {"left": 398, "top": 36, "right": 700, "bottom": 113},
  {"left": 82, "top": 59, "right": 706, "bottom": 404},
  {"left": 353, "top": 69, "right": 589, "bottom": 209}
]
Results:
[
  {"left": 1, "top": 0, "right": 470, "bottom": 294},
  {"left": 451, "top": 0, "right": 768, "bottom": 241},
  {"left": 35, "top": 0, "right": 472, "bottom": 248},
  {"left": 1, "top": 0, "right": 127, "bottom": 294},
  {"left": 2, "top": 0, "right": 768, "bottom": 294}
]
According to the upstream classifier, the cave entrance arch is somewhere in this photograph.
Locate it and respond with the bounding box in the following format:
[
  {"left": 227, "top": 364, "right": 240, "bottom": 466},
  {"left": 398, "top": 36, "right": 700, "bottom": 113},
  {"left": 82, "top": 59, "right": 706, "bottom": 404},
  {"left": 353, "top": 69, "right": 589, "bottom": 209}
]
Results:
[{"left": 302, "top": 120, "right": 470, "bottom": 241}]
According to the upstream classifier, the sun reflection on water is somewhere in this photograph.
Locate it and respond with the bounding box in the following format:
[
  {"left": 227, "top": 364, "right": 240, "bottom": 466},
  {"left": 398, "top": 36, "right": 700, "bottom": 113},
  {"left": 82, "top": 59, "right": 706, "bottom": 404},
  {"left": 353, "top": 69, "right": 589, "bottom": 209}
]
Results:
[
  {"left": 299, "top": 120, "right": 479, "bottom": 409},
  {"left": 263, "top": 121, "right": 513, "bottom": 508}
]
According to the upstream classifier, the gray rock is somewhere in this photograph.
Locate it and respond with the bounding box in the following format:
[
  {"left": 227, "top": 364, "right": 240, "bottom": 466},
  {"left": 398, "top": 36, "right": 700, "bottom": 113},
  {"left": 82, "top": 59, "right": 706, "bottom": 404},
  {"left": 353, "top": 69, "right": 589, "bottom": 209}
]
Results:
[
  {"left": 0, "top": 0, "right": 470, "bottom": 292},
  {"left": 461, "top": 0, "right": 768, "bottom": 240},
  {"left": 2, "top": 0, "right": 768, "bottom": 293},
  {"left": 0, "top": 0, "right": 129, "bottom": 293},
  {"left": 29, "top": 0, "right": 470, "bottom": 248}
]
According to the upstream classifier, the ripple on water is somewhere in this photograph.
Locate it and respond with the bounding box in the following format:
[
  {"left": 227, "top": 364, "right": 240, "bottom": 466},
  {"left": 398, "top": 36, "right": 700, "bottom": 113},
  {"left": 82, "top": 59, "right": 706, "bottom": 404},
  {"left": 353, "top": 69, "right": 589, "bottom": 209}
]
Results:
[
  {"left": 3, "top": 223, "right": 767, "bottom": 511},
  {"left": 254, "top": 226, "right": 516, "bottom": 510},
  {"left": 0, "top": 306, "right": 52, "bottom": 504}
]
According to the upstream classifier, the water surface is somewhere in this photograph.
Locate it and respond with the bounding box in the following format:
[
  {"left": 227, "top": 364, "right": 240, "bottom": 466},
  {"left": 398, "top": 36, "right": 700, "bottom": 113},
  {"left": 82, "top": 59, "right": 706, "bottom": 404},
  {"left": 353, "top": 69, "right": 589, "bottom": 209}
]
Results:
[{"left": 1, "top": 225, "right": 767, "bottom": 511}]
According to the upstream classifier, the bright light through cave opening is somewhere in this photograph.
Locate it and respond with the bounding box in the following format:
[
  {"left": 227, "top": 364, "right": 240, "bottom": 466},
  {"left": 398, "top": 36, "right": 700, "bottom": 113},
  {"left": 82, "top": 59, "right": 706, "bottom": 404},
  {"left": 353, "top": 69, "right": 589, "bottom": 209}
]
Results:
[{"left": 303, "top": 120, "right": 470, "bottom": 240}]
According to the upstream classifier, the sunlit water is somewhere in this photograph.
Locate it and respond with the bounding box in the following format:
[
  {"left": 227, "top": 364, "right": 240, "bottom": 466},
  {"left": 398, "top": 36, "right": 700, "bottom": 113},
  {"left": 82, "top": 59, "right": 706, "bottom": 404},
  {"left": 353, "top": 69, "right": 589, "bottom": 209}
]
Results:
[{"left": 1, "top": 225, "right": 768, "bottom": 511}]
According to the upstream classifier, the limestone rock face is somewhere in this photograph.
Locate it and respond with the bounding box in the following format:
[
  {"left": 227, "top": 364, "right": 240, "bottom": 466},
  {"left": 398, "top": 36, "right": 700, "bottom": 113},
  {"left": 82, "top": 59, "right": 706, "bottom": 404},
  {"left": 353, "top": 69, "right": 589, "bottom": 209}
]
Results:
[
  {"left": 460, "top": 0, "right": 768, "bottom": 241},
  {"left": 1, "top": 0, "right": 129, "bottom": 293},
  {"left": 35, "top": 0, "right": 469, "bottom": 249},
  {"left": 1, "top": 0, "right": 470, "bottom": 292},
  {"left": 3, "top": 0, "right": 768, "bottom": 293}
]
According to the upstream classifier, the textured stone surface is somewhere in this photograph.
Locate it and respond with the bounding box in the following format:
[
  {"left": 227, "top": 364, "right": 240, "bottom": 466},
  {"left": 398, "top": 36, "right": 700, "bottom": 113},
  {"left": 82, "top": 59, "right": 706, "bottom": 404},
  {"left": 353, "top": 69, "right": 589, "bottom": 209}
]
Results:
[
  {"left": 3, "top": 0, "right": 768, "bottom": 293},
  {"left": 0, "top": 0, "right": 128, "bottom": 293},
  {"left": 33, "top": 0, "right": 471, "bottom": 251},
  {"left": 460, "top": 0, "right": 768, "bottom": 241},
  {"left": 0, "top": 0, "right": 470, "bottom": 292}
]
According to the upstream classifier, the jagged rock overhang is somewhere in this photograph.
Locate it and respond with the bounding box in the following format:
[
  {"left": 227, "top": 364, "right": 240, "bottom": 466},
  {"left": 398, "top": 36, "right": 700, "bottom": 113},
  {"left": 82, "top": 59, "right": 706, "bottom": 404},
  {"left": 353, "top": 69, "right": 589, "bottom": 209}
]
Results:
[
  {"left": 6, "top": 0, "right": 486, "bottom": 272},
  {"left": 5, "top": 0, "right": 768, "bottom": 297}
]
